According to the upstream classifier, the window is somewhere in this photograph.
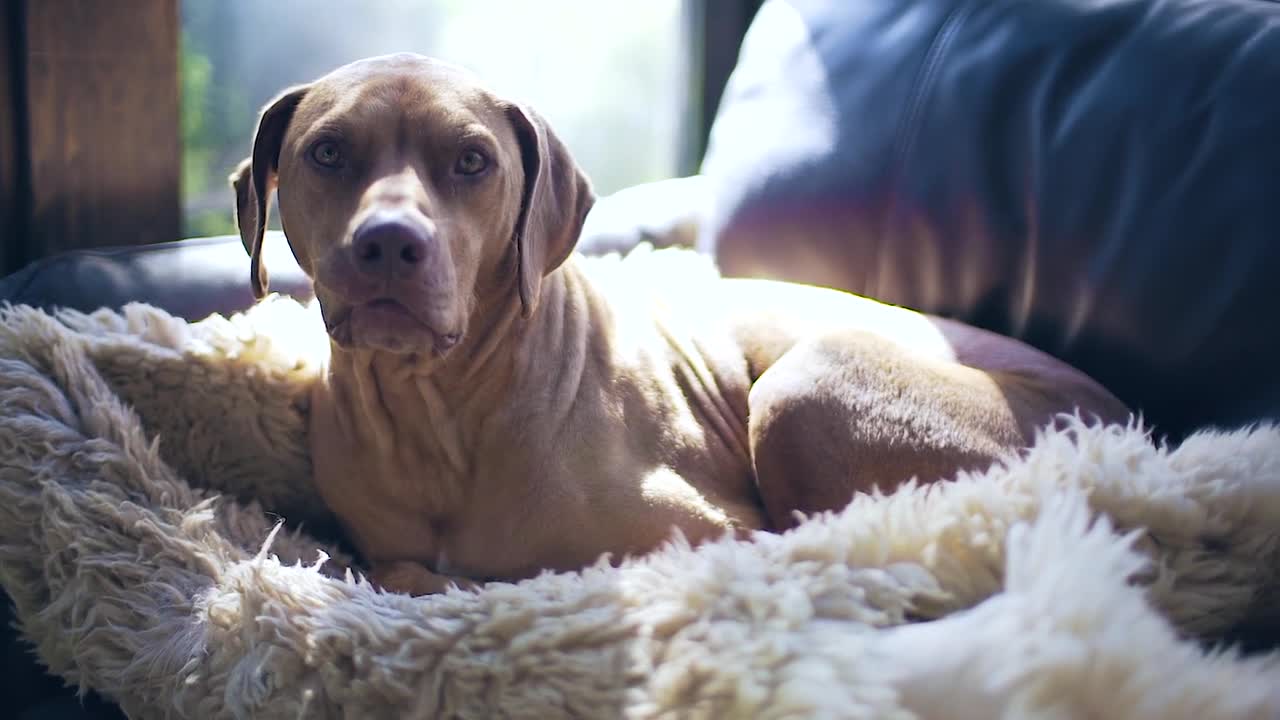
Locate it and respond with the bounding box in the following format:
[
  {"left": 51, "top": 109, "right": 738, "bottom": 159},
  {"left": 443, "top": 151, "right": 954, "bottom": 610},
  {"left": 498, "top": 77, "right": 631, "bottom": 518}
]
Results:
[{"left": 180, "top": 0, "right": 690, "bottom": 238}]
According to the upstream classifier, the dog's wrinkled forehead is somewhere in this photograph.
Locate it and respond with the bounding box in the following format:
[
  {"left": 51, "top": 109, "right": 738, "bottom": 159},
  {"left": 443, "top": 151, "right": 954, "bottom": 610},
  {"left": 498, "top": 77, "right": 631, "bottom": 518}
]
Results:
[{"left": 291, "top": 53, "right": 500, "bottom": 138}]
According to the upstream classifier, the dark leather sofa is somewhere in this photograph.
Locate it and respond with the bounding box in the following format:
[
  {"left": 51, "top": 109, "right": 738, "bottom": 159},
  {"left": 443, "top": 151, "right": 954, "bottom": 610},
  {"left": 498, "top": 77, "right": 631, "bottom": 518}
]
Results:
[
  {"left": 701, "top": 0, "right": 1280, "bottom": 442},
  {"left": 3, "top": 0, "right": 1278, "bottom": 715}
]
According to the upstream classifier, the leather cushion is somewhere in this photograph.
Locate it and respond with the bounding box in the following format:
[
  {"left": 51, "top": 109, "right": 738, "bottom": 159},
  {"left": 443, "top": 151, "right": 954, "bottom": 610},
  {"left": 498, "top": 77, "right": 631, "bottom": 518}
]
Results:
[
  {"left": 0, "top": 233, "right": 313, "bottom": 322},
  {"left": 700, "top": 0, "right": 1280, "bottom": 439}
]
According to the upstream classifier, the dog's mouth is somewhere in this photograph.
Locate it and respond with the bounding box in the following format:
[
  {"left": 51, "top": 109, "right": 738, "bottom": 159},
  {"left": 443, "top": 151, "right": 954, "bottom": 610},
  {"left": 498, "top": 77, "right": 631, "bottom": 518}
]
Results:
[{"left": 326, "top": 298, "right": 461, "bottom": 355}]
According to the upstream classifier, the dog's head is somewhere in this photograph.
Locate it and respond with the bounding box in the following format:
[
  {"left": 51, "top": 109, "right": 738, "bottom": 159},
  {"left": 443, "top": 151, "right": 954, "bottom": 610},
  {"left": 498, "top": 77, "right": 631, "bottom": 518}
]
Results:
[{"left": 231, "top": 54, "right": 594, "bottom": 356}]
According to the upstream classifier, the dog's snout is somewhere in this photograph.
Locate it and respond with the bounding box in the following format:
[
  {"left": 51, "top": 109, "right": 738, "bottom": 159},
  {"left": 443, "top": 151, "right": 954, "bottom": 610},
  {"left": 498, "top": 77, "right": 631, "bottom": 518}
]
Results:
[{"left": 351, "top": 211, "right": 435, "bottom": 277}]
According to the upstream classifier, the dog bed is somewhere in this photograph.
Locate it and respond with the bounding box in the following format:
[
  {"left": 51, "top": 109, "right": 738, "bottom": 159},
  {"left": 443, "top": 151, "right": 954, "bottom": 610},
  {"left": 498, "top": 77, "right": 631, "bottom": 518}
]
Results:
[{"left": 1, "top": 255, "right": 1279, "bottom": 718}]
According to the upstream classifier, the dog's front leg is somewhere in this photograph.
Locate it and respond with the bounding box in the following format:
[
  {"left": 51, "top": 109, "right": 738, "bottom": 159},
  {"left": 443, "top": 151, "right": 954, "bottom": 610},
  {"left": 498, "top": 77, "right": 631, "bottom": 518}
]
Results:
[{"left": 370, "top": 560, "right": 481, "bottom": 596}]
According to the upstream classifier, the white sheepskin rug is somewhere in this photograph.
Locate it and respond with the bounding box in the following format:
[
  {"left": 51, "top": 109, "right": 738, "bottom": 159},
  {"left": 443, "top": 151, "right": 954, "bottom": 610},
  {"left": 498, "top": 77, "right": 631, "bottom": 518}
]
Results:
[{"left": 1, "top": 281, "right": 1280, "bottom": 718}]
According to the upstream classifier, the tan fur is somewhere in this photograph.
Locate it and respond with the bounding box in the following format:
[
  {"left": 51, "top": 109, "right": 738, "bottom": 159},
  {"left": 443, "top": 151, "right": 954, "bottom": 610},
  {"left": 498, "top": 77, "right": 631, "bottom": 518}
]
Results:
[{"left": 232, "top": 54, "right": 1130, "bottom": 594}]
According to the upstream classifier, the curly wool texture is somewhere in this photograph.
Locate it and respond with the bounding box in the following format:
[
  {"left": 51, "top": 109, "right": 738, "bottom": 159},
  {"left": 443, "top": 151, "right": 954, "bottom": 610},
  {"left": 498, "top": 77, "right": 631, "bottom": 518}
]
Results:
[{"left": 0, "top": 284, "right": 1279, "bottom": 718}]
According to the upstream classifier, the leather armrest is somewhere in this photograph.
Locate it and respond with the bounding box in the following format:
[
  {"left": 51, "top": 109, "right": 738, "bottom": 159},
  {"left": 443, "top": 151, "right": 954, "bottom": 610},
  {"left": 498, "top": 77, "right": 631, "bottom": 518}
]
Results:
[{"left": 0, "top": 233, "right": 311, "bottom": 321}]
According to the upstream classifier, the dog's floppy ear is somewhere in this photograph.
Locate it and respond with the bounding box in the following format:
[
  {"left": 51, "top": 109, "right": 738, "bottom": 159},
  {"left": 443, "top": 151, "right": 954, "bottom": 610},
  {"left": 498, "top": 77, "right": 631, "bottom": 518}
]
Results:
[
  {"left": 505, "top": 103, "right": 595, "bottom": 318},
  {"left": 230, "top": 158, "right": 257, "bottom": 254},
  {"left": 230, "top": 84, "right": 309, "bottom": 299}
]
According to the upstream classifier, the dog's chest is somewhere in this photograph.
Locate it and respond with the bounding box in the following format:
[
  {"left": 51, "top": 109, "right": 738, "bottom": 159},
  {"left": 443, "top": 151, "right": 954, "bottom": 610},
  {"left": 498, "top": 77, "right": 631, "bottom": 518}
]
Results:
[
  {"left": 431, "top": 457, "right": 764, "bottom": 580},
  {"left": 312, "top": 388, "right": 764, "bottom": 581}
]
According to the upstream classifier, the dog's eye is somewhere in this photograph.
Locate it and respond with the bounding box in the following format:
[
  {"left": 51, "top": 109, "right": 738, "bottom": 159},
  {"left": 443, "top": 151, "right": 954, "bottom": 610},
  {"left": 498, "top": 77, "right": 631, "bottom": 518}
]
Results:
[
  {"left": 310, "top": 141, "right": 344, "bottom": 169},
  {"left": 455, "top": 149, "right": 489, "bottom": 176}
]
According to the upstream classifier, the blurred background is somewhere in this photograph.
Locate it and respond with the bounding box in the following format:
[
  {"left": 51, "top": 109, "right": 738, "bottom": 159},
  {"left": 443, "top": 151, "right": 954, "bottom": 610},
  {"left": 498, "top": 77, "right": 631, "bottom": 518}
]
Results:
[
  {"left": 181, "top": 0, "right": 685, "bottom": 237},
  {"left": 0, "top": 0, "right": 762, "bottom": 275}
]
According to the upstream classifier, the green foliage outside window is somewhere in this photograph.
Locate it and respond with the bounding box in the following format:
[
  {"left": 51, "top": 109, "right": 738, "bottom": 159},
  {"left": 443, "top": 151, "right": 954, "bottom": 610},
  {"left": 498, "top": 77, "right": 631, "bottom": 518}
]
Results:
[{"left": 179, "top": 1, "right": 687, "bottom": 239}]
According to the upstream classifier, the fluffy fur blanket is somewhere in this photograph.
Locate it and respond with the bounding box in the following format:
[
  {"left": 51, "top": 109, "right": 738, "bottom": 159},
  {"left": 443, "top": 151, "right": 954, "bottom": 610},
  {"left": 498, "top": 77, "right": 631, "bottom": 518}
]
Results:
[{"left": 1, "top": 267, "right": 1279, "bottom": 718}]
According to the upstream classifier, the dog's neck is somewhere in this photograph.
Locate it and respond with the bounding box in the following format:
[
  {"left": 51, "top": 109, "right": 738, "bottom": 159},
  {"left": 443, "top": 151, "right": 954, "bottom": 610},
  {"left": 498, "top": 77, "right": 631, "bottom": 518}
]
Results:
[{"left": 320, "top": 263, "right": 592, "bottom": 504}]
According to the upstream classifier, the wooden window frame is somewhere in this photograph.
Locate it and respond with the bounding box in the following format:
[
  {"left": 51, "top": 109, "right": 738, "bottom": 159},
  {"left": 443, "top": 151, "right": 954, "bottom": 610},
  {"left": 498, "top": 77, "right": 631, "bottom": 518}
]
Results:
[{"left": 2, "top": 0, "right": 180, "bottom": 276}]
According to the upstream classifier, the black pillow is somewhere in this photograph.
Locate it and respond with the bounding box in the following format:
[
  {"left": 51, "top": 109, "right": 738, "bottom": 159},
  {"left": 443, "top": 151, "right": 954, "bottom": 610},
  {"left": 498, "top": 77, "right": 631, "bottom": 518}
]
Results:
[{"left": 700, "top": 0, "right": 1280, "bottom": 439}]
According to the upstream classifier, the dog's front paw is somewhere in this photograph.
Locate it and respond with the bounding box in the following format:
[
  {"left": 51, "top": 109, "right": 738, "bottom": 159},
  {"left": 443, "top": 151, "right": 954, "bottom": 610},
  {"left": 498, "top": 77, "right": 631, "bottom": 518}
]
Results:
[{"left": 369, "top": 560, "right": 479, "bottom": 596}]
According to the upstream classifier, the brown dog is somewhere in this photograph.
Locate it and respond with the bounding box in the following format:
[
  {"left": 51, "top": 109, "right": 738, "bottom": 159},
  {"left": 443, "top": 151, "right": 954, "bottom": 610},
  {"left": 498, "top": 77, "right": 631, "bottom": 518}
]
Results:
[{"left": 231, "top": 54, "right": 1129, "bottom": 595}]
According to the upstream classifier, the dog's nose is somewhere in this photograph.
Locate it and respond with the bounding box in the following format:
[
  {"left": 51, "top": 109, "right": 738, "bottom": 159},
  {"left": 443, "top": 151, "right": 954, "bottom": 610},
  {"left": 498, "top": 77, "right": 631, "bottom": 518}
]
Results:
[{"left": 351, "top": 211, "right": 434, "bottom": 277}]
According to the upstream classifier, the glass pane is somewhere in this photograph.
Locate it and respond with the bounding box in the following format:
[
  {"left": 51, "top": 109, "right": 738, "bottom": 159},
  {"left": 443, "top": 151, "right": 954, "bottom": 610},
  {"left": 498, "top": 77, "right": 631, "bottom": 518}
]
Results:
[{"left": 181, "top": 0, "right": 689, "bottom": 238}]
